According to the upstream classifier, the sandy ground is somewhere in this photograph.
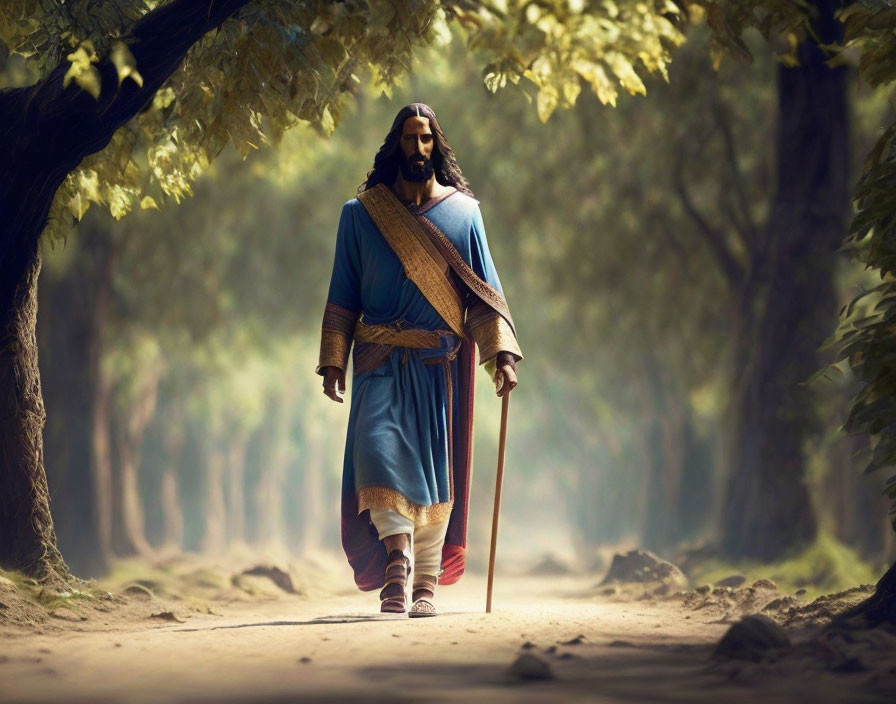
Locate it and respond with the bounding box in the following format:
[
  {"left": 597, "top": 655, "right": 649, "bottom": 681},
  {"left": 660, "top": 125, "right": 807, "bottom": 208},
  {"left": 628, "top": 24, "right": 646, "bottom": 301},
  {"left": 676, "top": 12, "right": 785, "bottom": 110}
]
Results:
[{"left": 2, "top": 571, "right": 895, "bottom": 704}]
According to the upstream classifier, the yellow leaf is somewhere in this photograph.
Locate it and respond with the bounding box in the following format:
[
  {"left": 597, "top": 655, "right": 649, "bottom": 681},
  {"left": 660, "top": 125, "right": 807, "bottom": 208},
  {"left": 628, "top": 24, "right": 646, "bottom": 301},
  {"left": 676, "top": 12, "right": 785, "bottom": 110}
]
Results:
[
  {"left": 320, "top": 106, "right": 336, "bottom": 136},
  {"left": 63, "top": 42, "right": 101, "bottom": 99},
  {"left": 111, "top": 41, "right": 144, "bottom": 88},
  {"left": 139, "top": 196, "right": 160, "bottom": 210},
  {"left": 571, "top": 58, "right": 618, "bottom": 106},
  {"left": 77, "top": 169, "right": 101, "bottom": 203},
  {"left": 67, "top": 192, "right": 90, "bottom": 220},
  {"left": 153, "top": 87, "right": 176, "bottom": 110},
  {"left": 606, "top": 52, "right": 646, "bottom": 96},
  {"left": 562, "top": 76, "right": 581, "bottom": 106},
  {"left": 75, "top": 65, "right": 102, "bottom": 99},
  {"left": 106, "top": 185, "right": 134, "bottom": 220},
  {"left": 536, "top": 85, "right": 559, "bottom": 123}
]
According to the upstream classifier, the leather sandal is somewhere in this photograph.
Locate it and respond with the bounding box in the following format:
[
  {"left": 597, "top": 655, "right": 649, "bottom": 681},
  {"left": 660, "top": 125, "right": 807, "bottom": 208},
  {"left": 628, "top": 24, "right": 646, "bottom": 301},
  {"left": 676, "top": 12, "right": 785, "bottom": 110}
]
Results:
[
  {"left": 379, "top": 549, "right": 410, "bottom": 614},
  {"left": 409, "top": 574, "right": 438, "bottom": 618}
]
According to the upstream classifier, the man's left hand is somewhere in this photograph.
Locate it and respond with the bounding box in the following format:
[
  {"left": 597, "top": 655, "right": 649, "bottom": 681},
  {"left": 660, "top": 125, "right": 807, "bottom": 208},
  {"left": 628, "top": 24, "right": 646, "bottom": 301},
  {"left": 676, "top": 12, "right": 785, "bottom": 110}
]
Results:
[{"left": 495, "top": 352, "right": 518, "bottom": 397}]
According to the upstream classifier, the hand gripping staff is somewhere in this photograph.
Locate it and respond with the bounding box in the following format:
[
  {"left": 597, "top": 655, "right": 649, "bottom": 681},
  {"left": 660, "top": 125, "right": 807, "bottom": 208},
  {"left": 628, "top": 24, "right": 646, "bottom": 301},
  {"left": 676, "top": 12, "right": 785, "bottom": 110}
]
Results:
[{"left": 486, "top": 390, "right": 511, "bottom": 613}]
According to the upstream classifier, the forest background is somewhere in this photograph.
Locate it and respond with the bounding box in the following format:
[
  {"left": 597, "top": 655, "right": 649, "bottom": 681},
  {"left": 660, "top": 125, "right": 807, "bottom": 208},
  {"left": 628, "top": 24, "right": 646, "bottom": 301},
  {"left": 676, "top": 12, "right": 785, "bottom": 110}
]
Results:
[{"left": 2, "top": 0, "right": 896, "bottom": 602}]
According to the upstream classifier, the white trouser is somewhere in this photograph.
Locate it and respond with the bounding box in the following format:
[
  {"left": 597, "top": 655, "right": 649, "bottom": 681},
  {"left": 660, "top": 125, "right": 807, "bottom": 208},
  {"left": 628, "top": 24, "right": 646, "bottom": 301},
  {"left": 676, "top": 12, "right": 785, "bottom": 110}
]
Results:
[{"left": 369, "top": 508, "right": 449, "bottom": 577}]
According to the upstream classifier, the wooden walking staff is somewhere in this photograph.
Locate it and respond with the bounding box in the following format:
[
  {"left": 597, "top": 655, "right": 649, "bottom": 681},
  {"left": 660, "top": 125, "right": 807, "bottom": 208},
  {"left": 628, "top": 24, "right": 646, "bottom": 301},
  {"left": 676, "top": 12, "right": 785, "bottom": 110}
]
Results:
[{"left": 486, "top": 390, "right": 511, "bottom": 613}]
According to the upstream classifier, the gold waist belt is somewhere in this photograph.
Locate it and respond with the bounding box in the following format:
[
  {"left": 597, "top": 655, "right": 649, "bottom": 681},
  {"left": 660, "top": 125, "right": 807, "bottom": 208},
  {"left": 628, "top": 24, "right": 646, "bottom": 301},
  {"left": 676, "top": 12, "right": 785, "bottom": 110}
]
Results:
[{"left": 354, "top": 320, "right": 455, "bottom": 349}]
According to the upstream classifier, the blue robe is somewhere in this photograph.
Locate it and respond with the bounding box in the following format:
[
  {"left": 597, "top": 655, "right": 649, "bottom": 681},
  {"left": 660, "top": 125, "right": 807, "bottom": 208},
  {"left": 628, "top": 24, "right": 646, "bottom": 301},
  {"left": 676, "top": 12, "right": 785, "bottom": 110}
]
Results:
[{"left": 320, "top": 189, "right": 518, "bottom": 589}]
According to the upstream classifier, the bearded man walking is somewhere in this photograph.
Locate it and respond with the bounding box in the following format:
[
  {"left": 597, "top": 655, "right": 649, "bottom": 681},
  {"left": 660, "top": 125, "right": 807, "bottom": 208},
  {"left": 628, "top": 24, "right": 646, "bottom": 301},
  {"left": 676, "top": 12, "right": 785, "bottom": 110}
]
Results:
[{"left": 317, "top": 103, "right": 522, "bottom": 617}]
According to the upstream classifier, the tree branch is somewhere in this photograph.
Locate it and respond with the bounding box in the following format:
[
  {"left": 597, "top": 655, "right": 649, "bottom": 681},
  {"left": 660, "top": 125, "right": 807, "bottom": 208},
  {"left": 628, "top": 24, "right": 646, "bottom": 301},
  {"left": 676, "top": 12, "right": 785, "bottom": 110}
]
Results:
[
  {"left": 712, "top": 99, "right": 760, "bottom": 256},
  {"left": 674, "top": 146, "right": 744, "bottom": 289},
  {"left": 0, "top": 0, "right": 253, "bottom": 313}
]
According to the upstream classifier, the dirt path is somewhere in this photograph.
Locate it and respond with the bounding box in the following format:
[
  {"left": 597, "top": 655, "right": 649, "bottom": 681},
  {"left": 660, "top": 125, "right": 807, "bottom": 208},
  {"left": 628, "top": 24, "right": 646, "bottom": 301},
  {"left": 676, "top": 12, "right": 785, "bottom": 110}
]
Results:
[{"left": 1, "top": 573, "right": 894, "bottom": 703}]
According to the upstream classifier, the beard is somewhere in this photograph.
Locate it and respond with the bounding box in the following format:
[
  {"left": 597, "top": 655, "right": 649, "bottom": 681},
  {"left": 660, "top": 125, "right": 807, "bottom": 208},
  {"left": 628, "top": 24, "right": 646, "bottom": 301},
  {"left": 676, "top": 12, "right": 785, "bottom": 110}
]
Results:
[{"left": 399, "top": 153, "right": 435, "bottom": 182}]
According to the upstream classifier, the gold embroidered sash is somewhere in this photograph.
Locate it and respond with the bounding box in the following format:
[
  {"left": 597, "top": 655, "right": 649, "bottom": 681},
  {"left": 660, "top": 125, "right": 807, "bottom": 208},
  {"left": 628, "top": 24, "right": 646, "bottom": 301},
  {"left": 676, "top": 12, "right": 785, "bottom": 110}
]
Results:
[{"left": 357, "top": 185, "right": 466, "bottom": 338}]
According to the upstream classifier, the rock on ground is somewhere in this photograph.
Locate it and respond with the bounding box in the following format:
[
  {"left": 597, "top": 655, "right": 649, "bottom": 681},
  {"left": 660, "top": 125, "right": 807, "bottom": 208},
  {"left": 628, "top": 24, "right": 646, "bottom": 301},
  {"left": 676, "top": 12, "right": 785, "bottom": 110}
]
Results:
[
  {"left": 599, "top": 550, "right": 688, "bottom": 589},
  {"left": 714, "top": 614, "right": 791, "bottom": 662}
]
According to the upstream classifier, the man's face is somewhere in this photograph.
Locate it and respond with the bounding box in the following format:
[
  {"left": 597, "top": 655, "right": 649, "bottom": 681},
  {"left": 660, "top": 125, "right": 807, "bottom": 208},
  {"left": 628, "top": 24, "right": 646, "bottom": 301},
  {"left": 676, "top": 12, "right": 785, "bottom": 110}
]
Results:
[{"left": 398, "top": 116, "right": 435, "bottom": 182}]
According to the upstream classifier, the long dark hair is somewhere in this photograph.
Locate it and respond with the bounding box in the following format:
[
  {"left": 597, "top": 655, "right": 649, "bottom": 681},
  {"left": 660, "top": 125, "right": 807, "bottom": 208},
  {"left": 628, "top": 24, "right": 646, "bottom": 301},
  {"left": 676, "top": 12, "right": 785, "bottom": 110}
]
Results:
[{"left": 361, "top": 103, "right": 473, "bottom": 196}]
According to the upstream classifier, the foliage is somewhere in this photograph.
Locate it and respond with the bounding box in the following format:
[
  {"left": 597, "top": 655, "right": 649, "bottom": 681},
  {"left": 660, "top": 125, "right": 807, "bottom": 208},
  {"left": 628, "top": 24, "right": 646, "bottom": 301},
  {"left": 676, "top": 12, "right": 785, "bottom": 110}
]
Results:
[
  {"left": 2, "top": 0, "right": 451, "bottom": 242},
  {"left": 691, "top": 532, "right": 884, "bottom": 598},
  {"left": 453, "top": 0, "right": 686, "bottom": 118},
  {"left": 0, "top": 0, "right": 698, "bottom": 244},
  {"left": 695, "top": 0, "right": 815, "bottom": 67}
]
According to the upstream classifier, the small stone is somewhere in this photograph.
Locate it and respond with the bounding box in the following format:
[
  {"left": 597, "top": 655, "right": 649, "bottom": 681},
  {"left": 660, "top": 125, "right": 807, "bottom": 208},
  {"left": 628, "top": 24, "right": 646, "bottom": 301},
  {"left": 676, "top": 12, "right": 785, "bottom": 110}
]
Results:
[
  {"left": 149, "top": 611, "right": 183, "bottom": 623},
  {"left": 509, "top": 653, "right": 555, "bottom": 680},
  {"left": 239, "top": 565, "right": 299, "bottom": 595},
  {"left": 695, "top": 584, "right": 712, "bottom": 595},
  {"left": 608, "top": 640, "right": 634, "bottom": 648},
  {"left": 123, "top": 584, "right": 153, "bottom": 599},
  {"left": 299, "top": 657, "right": 312, "bottom": 664},
  {"left": 600, "top": 586, "right": 618, "bottom": 596},
  {"left": 714, "top": 614, "right": 791, "bottom": 662},
  {"left": 559, "top": 635, "right": 586, "bottom": 646},
  {"left": 715, "top": 575, "right": 747, "bottom": 589},
  {"left": 546, "top": 645, "right": 557, "bottom": 654},
  {"left": 762, "top": 597, "right": 795, "bottom": 612},
  {"left": 520, "top": 641, "right": 537, "bottom": 650},
  {"left": 751, "top": 579, "right": 777, "bottom": 591},
  {"left": 599, "top": 550, "right": 688, "bottom": 589},
  {"left": 795, "top": 589, "right": 807, "bottom": 597}
]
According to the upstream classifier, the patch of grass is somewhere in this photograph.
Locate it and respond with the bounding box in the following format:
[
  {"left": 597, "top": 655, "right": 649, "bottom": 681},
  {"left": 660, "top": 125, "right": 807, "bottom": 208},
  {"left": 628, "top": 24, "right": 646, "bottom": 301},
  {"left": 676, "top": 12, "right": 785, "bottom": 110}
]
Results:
[
  {"left": 0, "top": 566, "right": 99, "bottom": 615},
  {"left": 690, "top": 533, "right": 886, "bottom": 599}
]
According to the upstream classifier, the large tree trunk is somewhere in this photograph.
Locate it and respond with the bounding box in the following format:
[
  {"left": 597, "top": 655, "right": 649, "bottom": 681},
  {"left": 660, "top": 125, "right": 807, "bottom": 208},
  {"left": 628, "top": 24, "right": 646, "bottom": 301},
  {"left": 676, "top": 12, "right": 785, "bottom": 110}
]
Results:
[
  {"left": 721, "top": 2, "right": 849, "bottom": 560},
  {"left": 0, "top": 250, "right": 67, "bottom": 580},
  {"left": 0, "top": 0, "right": 250, "bottom": 578}
]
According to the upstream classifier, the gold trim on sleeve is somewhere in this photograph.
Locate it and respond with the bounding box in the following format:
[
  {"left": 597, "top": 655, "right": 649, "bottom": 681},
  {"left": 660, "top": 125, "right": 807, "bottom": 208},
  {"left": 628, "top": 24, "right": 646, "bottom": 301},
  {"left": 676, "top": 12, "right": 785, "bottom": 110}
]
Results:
[
  {"left": 316, "top": 303, "right": 359, "bottom": 374},
  {"left": 466, "top": 300, "right": 523, "bottom": 365},
  {"left": 358, "top": 486, "right": 454, "bottom": 526}
]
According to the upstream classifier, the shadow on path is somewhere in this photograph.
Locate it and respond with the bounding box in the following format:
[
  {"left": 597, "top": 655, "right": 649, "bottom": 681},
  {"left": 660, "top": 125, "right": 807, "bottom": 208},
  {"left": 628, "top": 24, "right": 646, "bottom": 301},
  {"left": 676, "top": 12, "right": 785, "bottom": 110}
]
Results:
[{"left": 172, "top": 611, "right": 477, "bottom": 632}]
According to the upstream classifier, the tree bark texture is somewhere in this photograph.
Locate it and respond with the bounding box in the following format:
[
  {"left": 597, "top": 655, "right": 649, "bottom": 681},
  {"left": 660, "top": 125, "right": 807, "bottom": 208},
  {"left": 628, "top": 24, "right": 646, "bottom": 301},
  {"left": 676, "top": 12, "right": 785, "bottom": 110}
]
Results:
[
  {"left": 721, "top": 2, "right": 849, "bottom": 560},
  {"left": 0, "top": 250, "right": 67, "bottom": 580},
  {"left": 0, "top": 0, "right": 251, "bottom": 577}
]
